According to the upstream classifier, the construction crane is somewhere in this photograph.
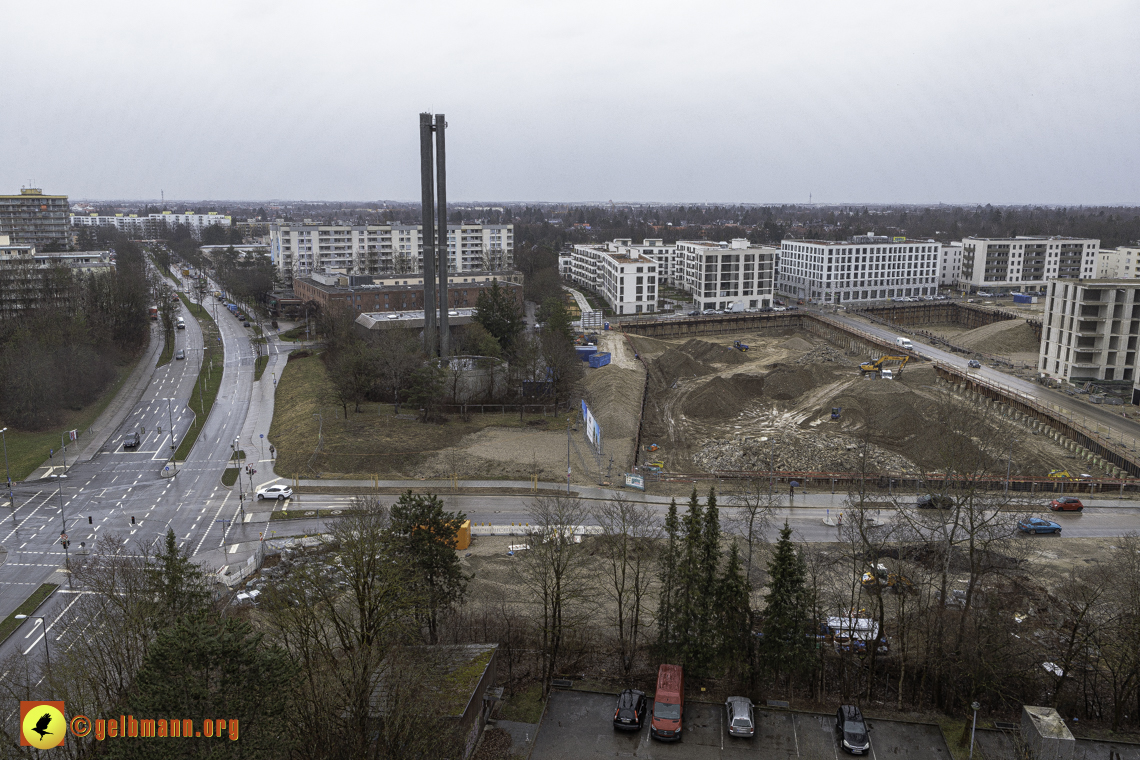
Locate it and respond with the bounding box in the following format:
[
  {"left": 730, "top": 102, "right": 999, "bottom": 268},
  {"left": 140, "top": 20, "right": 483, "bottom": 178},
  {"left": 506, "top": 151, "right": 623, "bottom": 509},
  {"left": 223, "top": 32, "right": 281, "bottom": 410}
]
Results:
[{"left": 859, "top": 355, "right": 910, "bottom": 377}]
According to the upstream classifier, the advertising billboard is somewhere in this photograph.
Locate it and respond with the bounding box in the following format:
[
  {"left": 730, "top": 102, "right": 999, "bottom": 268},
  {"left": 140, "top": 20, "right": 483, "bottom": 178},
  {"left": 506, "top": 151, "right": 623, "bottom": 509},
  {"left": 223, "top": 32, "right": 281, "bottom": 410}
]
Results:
[{"left": 580, "top": 400, "right": 602, "bottom": 453}]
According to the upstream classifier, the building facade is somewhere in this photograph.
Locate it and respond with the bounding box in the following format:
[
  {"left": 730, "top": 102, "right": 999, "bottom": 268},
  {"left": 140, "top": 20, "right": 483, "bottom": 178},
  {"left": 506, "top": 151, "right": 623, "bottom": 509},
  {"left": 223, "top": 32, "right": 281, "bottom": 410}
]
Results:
[
  {"left": 569, "top": 238, "right": 774, "bottom": 313},
  {"left": 960, "top": 236, "right": 1098, "bottom": 293},
  {"left": 778, "top": 235, "right": 941, "bottom": 304},
  {"left": 939, "top": 242, "right": 964, "bottom": 287},
  {"left": 1095, "top": 245, "right": 1140, "bottom": 279},
  {"left": 1038, "top": 278, "right": 1140, "bottom": 384},
  {"left": 293, "top": 270, "right": 522, "bottom": 318},
  {"left": 674, "top": 239, "right": 775, "bottom": 311},
  {"left": 71, "top": 211, "right": 231, "bottom": 237},
  {"left": 0, "top": 189, "right": 70, "bottom": 249},
  {"left": 269, "top": 223, "right": 513, "bottom": 278}
]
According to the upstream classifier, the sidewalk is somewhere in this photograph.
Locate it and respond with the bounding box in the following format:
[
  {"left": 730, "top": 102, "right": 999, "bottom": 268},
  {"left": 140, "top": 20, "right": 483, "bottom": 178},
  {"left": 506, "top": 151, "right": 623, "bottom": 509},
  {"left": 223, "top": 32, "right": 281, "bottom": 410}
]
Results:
[
  {"left": 563, "top": 286, "right": 594, "bottom": 315},
  {"left": 243, "top": 339, "right": 290, "bottom": 488}
]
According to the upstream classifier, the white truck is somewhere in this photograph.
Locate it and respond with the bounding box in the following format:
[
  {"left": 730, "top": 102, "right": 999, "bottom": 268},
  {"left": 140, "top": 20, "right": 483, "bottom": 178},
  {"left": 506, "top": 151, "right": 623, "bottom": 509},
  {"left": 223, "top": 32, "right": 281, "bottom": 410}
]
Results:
[{"left": 895, "top": 336, "right": 913, "bottom": 350}]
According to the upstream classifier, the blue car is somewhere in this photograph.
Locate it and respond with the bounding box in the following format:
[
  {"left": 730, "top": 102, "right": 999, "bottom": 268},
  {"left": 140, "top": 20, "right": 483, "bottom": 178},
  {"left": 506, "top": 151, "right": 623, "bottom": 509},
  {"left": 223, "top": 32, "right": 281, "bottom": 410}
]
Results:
[{"left": 1018, "top": 517, "right": 1062, "bottom": 535}]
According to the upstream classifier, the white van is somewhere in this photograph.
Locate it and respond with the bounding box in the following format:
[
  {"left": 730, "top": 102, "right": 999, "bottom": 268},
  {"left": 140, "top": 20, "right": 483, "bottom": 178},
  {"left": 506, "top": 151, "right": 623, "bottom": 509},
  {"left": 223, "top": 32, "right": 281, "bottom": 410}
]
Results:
[
  {"left": 176, "top": 317, "right": 186, "bottom": 330},
  {"left": 895, "top": 336, "right": 912, "bottom": 350},
  {"left": 880, "top": 369, "right": 894, "bottom": 380}
]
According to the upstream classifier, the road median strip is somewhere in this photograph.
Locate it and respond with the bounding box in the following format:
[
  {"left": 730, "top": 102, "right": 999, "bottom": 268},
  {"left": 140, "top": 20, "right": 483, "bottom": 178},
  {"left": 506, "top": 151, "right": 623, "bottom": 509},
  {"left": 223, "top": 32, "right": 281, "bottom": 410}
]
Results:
[
  {"left": 174, "top": 295, "right": 224, "bottom": 460},
  {"left": 0, "top": 583, "right": 60, "bottom": 646}
]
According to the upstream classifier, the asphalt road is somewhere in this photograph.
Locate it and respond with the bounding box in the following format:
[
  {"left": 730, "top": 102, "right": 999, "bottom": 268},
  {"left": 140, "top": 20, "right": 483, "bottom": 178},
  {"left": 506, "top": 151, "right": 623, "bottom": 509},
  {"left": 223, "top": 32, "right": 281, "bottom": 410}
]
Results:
[{"left": 0, "top": 279, "right": 278, "bottom": 663}]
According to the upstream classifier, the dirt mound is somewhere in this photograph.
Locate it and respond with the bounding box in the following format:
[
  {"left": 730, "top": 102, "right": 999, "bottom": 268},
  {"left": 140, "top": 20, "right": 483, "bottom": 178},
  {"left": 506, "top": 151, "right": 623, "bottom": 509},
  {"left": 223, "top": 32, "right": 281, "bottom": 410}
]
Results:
[
  {"left": 954, "top": 319, "right": 1040, "bottom": 355},
  {"left": 781, "top": 336, "right": 814, "bottom": 352},
  {"left": 678, "top": 338, "right": 750, "bottom": 365},
  {"left": 653, "top": 348, "right": 713, "bottom": 386},
  {"left": 763, "top": 366, "right": 817, "bottom": 400},
  {"left": 683, "top": 374, "right": 766, "bottom": 419},
  {"left": 626, "top": 334, "right": 672, "bottom": 359},
  {"left": 796, "top": 345, "right": 847, "bottom": 365}
]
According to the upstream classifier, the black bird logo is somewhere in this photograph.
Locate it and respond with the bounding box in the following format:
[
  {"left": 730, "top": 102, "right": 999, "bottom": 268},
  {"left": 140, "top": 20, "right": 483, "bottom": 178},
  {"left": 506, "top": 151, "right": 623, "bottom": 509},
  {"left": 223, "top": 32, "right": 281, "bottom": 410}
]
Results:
[{"left": 31, "top": 712, "right": 53, "bottom": 740}]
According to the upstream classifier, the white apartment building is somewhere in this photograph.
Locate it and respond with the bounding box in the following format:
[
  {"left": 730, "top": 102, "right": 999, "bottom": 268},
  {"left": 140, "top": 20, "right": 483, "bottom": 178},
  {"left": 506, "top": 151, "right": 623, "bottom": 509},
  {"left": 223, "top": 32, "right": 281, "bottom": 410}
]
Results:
[
  {"left": 1038, "top": 278, "right": 1140, "bottom": 384},
  {"left": 939, "top": 242, "right": 964, "bottom": 287},
  {"left": 778, "top": 234, "right": 941, "bottom": 304},
  {"left": 71, "top": 211, "right": 231, "bottom": 236},
  {"left": 674, "top": 239, "right": 775, "bottom": 311},
  {"left": 598, "top": 250, "right": 658, "bottom": 315},
  {"left": 570, "top": 238, "right": 774, "bottom": 312},
  {"left": 269, "top": 223, "right": 513, "bottom": 278},
  {"left": 1095, "top": 245, "right": 1140, "bottom": 279},
  {"left": 960, "top": 236, "right": 1098, "bottom": 293}
]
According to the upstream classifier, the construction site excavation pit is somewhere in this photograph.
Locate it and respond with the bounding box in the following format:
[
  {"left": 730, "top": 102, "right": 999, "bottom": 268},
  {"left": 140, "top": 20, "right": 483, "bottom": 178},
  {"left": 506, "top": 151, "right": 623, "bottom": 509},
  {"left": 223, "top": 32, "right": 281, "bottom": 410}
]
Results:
[{"left": 630, "top": 330, "right": 1110, "bottom": 479}]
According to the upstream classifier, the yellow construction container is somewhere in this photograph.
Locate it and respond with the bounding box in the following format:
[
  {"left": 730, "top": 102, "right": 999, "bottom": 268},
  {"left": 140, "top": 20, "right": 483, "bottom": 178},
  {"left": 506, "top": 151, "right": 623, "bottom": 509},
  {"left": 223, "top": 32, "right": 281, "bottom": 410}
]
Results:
[{"left": 453, "top": 520, "right": 471, "bottom": 551}]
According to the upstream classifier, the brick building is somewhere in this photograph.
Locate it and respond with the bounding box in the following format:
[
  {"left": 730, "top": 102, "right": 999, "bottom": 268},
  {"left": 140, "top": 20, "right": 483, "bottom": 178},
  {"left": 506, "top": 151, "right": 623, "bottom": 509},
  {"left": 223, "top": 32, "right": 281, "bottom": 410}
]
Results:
[{"left": 293, "top": 270, "right": 522, "bottom": 317}]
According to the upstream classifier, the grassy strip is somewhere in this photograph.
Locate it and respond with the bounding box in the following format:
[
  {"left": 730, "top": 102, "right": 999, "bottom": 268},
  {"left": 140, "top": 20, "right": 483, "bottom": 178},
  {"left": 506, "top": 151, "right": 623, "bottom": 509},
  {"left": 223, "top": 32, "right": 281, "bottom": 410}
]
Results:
[
  {"left": 277, "top": 325, "right": 309, "bottom": 342},
  {"left": 149, "top": 255, "right": 179, "bottom": 284},
  {"left": 222, "top": 467, "right": 240, "bottom": 486},
  {"left": 293, "top": 485, "right": 571, "bottom": 496},
  {"left": 2, "top": 347, "right": 147, "bottom": 481},
  {"left": 498, "top": 683, "right": 546, "bottom": 723},
  {"left": 254, "top": 355, "right": 268, "bottom": 381},
  {"left": 156, "top": 329, "right": 174, "bottom": 368},
  {"left": 174, "top": 294, "right": 224, "bottom": 460},
  {"left": 0, "top": 583, "right": 60, "bottom": 646},
  {"left": 272, "top": 507, "right": 364, "bottom": 521}
]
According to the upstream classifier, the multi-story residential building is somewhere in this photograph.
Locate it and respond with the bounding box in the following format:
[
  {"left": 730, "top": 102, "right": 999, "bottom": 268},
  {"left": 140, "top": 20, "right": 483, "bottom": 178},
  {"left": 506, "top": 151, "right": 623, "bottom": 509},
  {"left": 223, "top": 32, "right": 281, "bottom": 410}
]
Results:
[
  {"left": 71, "top": 211, "right": 232, "bottom": 239},
  {"left": 960, "top": 236, "right": 1098, "bottom": 293},
  {"left": 778, "top": 234, "right": 941, "bottom": 304},
  {"left": 569, "top": 238, "right": 774, "bottom": 313},
  {"left": 1039, "top": 278, "right": 1140, "bottom": 384},
  {"left": 674, "top": 239, "right": 775, "bottom": 311},
  {"left": 0, "top": 234, "right": 114, "bottom": 314},
  {"left": 939, "top": 242, "right": 964, "bottom": 287},
  {"left": 269, "top": 223, "right": 513, "bottom": 278},
  {"left": 558, "top": 253, "right": 573, "bottom": 278},
  {"left": 1095, "top": 245, "right": 1140, "bottom": 279},
  {"left": 0, "top": 188, "right": 70, "bottom": 249},
  {"left": 292, "top": 270, "right": 522, "bottom": 318}
]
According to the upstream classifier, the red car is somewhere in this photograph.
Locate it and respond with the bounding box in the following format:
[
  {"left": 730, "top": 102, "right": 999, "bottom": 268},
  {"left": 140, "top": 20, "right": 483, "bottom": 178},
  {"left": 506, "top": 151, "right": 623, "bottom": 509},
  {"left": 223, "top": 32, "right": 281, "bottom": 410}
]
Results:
[{"left": 1050, "top": 497, "right": 1083, "bottom": 512}]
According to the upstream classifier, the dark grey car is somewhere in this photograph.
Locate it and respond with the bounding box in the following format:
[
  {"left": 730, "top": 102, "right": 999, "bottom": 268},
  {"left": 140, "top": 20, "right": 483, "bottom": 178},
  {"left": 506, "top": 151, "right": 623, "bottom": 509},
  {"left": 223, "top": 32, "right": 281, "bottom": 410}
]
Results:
[
  {"left": 836, "top": 705, "right": 870, "bottom": 754},
  {"left": 725, "top": 696, "right": 754, "bottom": 738}
]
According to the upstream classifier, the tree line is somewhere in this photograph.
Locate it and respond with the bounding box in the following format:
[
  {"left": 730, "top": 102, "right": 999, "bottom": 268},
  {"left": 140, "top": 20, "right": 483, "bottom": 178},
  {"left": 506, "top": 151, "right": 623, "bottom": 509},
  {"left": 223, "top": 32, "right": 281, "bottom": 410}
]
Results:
[
  {"left": 316, "top": 280, "right": 582, "bottom": 420},
  {"left": 0, "top": 235, "right": 151, "bottom": 429}
]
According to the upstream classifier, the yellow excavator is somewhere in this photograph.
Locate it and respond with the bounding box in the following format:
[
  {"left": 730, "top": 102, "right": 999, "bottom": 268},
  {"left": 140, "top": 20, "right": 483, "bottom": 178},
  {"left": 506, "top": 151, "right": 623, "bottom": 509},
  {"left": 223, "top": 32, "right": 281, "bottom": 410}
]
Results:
[{"left": 860, "top": 355, "right": 909, "bottom": 377}]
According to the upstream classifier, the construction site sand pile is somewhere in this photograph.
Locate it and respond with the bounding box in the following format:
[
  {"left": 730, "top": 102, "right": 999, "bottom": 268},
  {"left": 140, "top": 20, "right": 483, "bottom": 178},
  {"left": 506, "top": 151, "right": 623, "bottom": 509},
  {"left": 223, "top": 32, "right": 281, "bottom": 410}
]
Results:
[
  {"left": 780, "top": 336, "right": 814, "bottom": 352},
  {"left": 683, "top": 374, "right": 766, "bottom": 419},
  {"left": 957, "top": 320, "right": 1041, "bottom": 355},
  {"left": 679, "top": 338, "right": 751, "bottom": 365},
  {"left": 653, "top": 348, "right": 713, "bottom": 386},
  {"left": 627, "top": 334, "right": 672, "bottom": 359},
  {"left": 580, "top": 362, "right": 643, "bottom": 442},
  {"left": 796, "top": 345, "right": 848, "bottom": 365}
]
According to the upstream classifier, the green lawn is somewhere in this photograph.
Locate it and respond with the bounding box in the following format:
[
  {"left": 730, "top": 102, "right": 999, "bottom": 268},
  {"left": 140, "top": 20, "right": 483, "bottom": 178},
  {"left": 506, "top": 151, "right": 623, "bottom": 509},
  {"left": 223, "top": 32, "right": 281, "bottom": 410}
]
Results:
[
  {"left": 497, "top": 683, "right": 546, "bottom": 724},
  {"left": 174, "top": 294, "right": 224, "bottom": 460},
  {"left": 254, "top": 355, "right": 268, "bottom": 381},
  {"left": 2, "top": 347, "right": 146, "bottom": 481},
  {"left": 0, "top": 583, "right": 59, "bottom": 645},
  {"left": 222, "top": 467, "right": 239, "bottom": 486}
]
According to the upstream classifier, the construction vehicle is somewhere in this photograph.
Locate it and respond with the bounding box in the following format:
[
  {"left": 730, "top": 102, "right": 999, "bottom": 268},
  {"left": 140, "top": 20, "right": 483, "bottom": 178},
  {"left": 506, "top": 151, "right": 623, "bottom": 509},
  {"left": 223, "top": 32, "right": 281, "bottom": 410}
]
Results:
[
  {"left": 859, "top": 355, "right": 910, "bottom": 377},
  {"left": 831, "top": 407, "right": 842, "bottom": 420},
  {"left": 1048, "top": 469, "right": 1072, "bottom": 480},
  {"left": 733, "top": 340, "right": 749, "bottom": 352},
  {"left": 645, "top": 443, "right": 660, "bottom": 452},
  {"left": 861, "top": 564, "right": 916, "bottom": 594},
  {"left": 647, "top": 460, "right": 665, "bottom": 469}
]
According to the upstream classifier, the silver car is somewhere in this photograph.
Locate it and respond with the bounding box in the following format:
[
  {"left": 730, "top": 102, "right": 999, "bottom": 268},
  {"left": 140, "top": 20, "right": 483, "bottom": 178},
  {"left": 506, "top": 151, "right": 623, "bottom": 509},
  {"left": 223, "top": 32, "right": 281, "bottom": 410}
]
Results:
[{"left": 725, "top": 696, "right": 755, "bottom": 738}]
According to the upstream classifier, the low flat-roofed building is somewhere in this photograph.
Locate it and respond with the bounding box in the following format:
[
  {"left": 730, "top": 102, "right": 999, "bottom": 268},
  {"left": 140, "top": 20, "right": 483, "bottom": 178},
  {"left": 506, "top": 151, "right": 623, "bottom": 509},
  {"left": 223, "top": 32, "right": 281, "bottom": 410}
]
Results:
[{"left": 295, "top": 270, "right": 522, "bottom": 318}]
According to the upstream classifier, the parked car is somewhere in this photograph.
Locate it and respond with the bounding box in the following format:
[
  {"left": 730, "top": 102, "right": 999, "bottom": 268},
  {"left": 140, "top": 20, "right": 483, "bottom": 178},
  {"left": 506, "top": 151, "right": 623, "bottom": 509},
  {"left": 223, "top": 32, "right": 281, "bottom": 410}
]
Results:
[
  {"left": 725, "top": 696, "right": 755, "bottom": 738},
  {"left": 256, "top": 485, "right": 293, "bottom": 501},
  {"left": 687, "top": 310, "right": 700, "bottom": 317},
  {"left": 242, "top": 321, "right": 250, "bottom": 327},
  {"left": 650, "top": 664, "right": 684, "bottom": 742},
  {"left": 1018, "top": 517, "right": 1062, "bottom": 535},
  {"left": 175, "top": 349, "right": 185, "bottom": 360},
  {"left": 122, "top": 431, "right": 141, "bottom": 450},
  {"left": 967, "top": 360, "right": 981, "bottom": 368},
  {"left": 836, "top": 705, "right": 871, "bottom": 754},
  {"left": 916, "top": 494, "right": 954, "bottom": 509},
  {"left": 612, "top": 689, "right": 647, "bottom": 731},
  {"left": 1050, "top": 496, "right": 1084, "bottom": 512}
]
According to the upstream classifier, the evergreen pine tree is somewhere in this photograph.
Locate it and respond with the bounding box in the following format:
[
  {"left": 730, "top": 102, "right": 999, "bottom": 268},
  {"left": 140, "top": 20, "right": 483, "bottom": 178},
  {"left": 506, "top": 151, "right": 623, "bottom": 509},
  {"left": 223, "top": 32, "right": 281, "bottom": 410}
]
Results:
[
  {"left": 675, "top": 487, "right": 704, "bottom": 668},
  {"left": 146, "top": 528, "right": 210, "bottom": 626},
  {"left": 656, "top": 498, "right": 681, "bottom": 655},
  {"left": 760, "top": 521, "right": 815, "bottom": 688},
  {"left": 716, "top": 542, "right": 752, "bottom": 675}
]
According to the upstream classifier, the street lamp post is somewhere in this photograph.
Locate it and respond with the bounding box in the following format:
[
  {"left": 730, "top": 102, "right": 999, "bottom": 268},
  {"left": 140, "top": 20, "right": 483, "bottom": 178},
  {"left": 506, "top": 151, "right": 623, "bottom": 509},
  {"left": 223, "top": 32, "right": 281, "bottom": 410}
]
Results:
[
  {"left": 0, "top": 427, "right": 12, "bottom": 510},
  {"left": 14, "top": 615, "right": 49, "bottom": 669},
  {"left": 968, "top": 701, "right": 981, "bottom": 760},
  {"left": 164, "top": 398, "right": 177, "bottom": 473}
]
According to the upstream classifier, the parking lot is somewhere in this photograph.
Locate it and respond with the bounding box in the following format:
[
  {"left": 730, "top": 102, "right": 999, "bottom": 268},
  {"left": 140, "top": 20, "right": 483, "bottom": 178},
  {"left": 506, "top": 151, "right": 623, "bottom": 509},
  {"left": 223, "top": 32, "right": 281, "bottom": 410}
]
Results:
[{"left": 531, "top": 690, "right": 952, "bottom": 759}]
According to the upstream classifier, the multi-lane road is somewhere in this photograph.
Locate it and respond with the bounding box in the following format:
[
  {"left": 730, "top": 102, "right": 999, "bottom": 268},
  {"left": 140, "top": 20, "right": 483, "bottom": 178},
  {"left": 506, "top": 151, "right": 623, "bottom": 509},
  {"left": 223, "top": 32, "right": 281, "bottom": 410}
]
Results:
[{"left": 4, "top": 293, "right": 1140, "bottom": 663}]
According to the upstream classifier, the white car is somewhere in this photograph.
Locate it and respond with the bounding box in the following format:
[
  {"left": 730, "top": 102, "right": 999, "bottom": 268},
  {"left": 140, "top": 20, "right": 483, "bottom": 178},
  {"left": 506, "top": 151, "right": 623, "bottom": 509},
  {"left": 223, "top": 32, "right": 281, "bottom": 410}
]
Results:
[{"left": 256, "top": 485, "right": 293, "bottom": 500}]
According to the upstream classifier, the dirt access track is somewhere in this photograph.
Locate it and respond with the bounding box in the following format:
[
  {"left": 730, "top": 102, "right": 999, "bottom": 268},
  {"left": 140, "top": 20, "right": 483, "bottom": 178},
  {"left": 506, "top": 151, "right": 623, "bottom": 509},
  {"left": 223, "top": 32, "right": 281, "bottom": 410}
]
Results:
[{"left": 628, "top": 329, "right": 1110, "bottom": 478}]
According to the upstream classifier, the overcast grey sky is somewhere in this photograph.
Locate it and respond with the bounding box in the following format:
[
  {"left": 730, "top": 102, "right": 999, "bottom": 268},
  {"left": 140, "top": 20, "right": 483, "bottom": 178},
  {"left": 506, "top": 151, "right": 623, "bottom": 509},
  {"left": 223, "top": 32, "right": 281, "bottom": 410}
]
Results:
[{"left": 2, "top": 0, "right": 1137, "bottom": 204}]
